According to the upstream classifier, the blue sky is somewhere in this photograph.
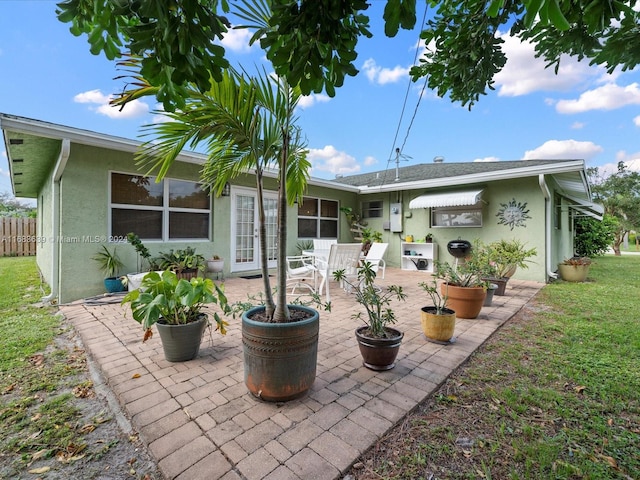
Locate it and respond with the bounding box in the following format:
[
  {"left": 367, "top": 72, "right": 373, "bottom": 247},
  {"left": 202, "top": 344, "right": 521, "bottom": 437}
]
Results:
[{"left": 2, "top": 0, "right": 640, "bottom": 201}]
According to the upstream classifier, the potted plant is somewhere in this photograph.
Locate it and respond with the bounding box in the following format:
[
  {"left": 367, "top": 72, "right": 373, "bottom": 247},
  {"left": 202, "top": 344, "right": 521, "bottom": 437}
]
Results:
[
  {"left": 558, "top": 257, "right": 592, "bottom": 282},
  {"left": 206, "top": 255, "right": 224, "bottom": 274},
  {"left": 92, "top": 245, "right": 125, "bottom": 293},
  {"left": 483, "top": 239, "right": 537, "bottom": 295},
  {"left": 419, "top": 278, "right": 456, "bottom": 343},
  {"left": 126, "top": 65, "right": 318, "bottom": 401},
  {"left": 435, "top": 254, "right": 491, "bottom": 319},
  {"left": 125, "top": 233, "right": 161, "bottom": 290},
  {"left": 334, "top": 262, "right": 407, "bottom": 371},
  {"left": 154, "top": 247, "right": 205, "bottom": 280},
  {"left": 121, "top": 270, "right": 231, "bottom": 362}
]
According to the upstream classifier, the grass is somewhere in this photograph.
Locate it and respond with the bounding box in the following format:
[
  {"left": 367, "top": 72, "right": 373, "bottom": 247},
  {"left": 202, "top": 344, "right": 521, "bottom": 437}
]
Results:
[
  {"left": 0, "top": 257, "right": 87, "bottom": 476},
  {"left": 352, "top": 254, "right": 640, "bottom": 480}
]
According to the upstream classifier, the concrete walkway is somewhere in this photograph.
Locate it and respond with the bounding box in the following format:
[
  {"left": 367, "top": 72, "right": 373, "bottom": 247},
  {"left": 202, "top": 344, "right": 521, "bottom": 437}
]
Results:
[{"left": 61, "top": 268, "right": 543, "bottom": 480}]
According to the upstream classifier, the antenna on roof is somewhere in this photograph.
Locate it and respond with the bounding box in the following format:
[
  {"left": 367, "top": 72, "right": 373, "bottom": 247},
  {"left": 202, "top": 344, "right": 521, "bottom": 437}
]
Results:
[{"left": 393, "top": 148, "right": 412, "bottom": 181}]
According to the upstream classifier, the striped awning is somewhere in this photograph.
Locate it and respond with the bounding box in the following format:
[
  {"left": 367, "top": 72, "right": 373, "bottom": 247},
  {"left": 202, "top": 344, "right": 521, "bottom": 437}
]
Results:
[{"left": 409, "top": 189, "right": 484, "bottom": 209}]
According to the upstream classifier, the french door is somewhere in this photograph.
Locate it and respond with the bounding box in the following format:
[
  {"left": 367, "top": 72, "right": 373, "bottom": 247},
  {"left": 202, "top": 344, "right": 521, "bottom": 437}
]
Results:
[{"left": 230, "top": 187, "right": 277, "bottom": 272}]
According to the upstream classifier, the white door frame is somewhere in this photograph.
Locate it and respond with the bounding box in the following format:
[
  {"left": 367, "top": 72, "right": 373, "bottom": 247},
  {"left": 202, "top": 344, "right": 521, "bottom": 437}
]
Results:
[{"left": 230, "top": 186, "right": 277, "bottom": 273}]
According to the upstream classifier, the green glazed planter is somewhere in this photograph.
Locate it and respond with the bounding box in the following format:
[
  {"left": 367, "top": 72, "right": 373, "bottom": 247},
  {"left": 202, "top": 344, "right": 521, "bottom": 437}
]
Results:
[
  {"left": 242, "top": 305, "right": 319, "bottom": 402},
  {"left": 156, "top": 315, "right": 208, "bottom": 362}
]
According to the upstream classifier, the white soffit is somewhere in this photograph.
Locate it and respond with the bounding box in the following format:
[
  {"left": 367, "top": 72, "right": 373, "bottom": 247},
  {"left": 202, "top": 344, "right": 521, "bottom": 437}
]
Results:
[{"left": 409, "top": 189, "right": 484, "bottom": 209}]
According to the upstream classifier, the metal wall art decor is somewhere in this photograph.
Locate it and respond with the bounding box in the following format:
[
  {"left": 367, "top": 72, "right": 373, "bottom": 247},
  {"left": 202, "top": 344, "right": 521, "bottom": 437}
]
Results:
[{"left": 496, "top": 198, "right": 531, "bottom": 230}]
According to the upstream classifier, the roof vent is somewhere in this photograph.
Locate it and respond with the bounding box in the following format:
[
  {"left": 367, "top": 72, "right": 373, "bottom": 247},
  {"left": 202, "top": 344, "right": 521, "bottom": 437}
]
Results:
[
  {"left": 9, "top": 139, "right": 24, "bottom": 145},
  {"left": 335, "top": 174, "right": 343, "bottom": 179},
  {"left": 433, "top": 156, "right": 444, "bottom": 163}
]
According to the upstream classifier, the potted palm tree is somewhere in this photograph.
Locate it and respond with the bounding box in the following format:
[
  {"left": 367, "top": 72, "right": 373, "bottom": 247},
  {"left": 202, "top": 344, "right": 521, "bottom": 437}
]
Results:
[
  {"left": 118, "top": 61, "right": 316, "bottom": 400},
  {"left": 121, "top": 270, "right": 231, "bottom": 362},
  {"left": 419, "top": 278, "right": 456, "bottom": 343},
  {"left": 334, "top": 262, "right": 407, "bottom": 371}
]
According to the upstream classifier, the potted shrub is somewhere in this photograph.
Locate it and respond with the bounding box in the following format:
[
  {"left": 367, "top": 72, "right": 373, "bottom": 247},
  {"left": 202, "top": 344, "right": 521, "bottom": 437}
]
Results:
[
  {"left": 419, "top": 278, "right": 456, "bottom": 343},
  {"left": 435, "top": 255, "right": 491, "bottom": 319},
  {"left": 483, "top": 239, "right": 537, "bottom": 295},
  {"left": 128, "top": 66, "right": 318, "bottom": 401},
  {"left": 558, "top": 257, "right": 592, "bottom": 282},
  {"left": 154, "top": 247, "right": 206, "bottom": 280},
  {"left": 125, "top": 233, "right": 161, "bottom": 290},
  {"left": 121, "top": 270, "right": 231, "bottom": 362},
  {"left": 92, "top": 245, "right": 125, "bottom": 293},
  {"left": 334, "top": 262, "right": 407, "bottom": 371},
  {"left": 206, "top": 255, "right": 224, "bottom": 274}
]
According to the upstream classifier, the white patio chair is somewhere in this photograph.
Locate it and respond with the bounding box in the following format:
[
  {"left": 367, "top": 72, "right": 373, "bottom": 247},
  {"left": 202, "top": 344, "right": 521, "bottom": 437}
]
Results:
[
  {"left": 316, "top": 243, "right": 363, "bottom": 302},
  {"left": 285, "top": 255, "right": 317, "bottom": 294},
  {"left": 364, "top": 242, "right": 388, "bottom": 279},
  {"left": 313, "top": 238, "right": 337, "bottom": 252}
]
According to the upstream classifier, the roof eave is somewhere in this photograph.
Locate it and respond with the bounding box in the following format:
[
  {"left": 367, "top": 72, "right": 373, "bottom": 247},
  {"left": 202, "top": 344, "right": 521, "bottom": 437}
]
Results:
[{"left": 357, "top": 160, "right": 587, "bottom": 194}]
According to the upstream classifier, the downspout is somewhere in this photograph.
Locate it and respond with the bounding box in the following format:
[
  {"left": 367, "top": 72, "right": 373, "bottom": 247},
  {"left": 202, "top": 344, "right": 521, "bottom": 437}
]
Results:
[
  {"left": 538, "top": 174, "right": 558, "bottom": 281},
  {"left": 42, "top": 139, "right": 70, "bottom": 304}
]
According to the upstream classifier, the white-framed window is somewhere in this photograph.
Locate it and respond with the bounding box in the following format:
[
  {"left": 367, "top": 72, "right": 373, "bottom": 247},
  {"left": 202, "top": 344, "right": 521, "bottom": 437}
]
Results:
[
  {"left": 110, "top": 172, "right": 211, "bottom": 241},
  {"left": 297, "top": 196, "right": 339, "bottom": 238},
  {"left": 431, "top": 203, "right": 483, "bottom": 227},
  {"left": 362, "top": 200, "right": 383, "bottom": 218}
]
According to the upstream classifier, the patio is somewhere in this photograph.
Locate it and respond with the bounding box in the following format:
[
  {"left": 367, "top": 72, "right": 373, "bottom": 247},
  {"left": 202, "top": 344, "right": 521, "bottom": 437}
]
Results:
[{"left": 61, "top": 268, "right": 543, "bottom": 480}]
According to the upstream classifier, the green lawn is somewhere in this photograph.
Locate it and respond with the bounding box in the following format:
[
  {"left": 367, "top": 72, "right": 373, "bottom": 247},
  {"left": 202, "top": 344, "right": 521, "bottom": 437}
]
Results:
[{"left": 354, "top": 254, "right": 640, "bottom": 480}]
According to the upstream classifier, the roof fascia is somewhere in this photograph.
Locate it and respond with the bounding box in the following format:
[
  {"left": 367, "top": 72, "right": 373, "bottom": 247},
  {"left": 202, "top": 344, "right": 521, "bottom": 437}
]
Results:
[
  {"left": 0, "top": 114, "right": 204, "bottom": 165},
  {"left": 357, "top": 160, "right": 587, "bottom": 194}
]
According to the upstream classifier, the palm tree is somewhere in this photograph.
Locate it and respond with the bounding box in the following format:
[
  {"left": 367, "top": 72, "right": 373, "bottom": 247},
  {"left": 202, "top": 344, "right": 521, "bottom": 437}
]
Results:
[{"left": 123, "top": 66, "right": 310, "bottom": 322}]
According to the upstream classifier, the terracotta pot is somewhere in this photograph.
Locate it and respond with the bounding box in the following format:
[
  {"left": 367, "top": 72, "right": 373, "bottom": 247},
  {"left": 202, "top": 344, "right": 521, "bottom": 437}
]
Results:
[
  {"left": 442, "top": 283, "right": 486, "bottom": 319},
  {"left": 156, "top": 315, "right": 208, "bottom": 362},
  {"left": 558, "top": 264, "right": 590, "bottom": 282},
  {"left": 355, "top": 326, "right": 403, "bottom": 371},
  {"left": 242, "top": 305, "right": 319, "bottom": 402},
  {"left": 420, "top": 307, "right": 456, "bottom": 342}
]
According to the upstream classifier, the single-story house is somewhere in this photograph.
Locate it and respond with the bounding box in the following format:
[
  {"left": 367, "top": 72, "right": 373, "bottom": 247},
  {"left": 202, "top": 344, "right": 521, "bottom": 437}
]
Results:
[{"left": 1, "top": 113, "right": 603, "bottom": 303}]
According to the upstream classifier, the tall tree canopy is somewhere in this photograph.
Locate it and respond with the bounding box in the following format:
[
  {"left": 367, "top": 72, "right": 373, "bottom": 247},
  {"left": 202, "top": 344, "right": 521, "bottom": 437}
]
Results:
[
  {"left": 56, "top": 0, "right": 640, "bottom": 110},
  {"left": 589, "top": 163, "right": 640, "bottom": 256}
]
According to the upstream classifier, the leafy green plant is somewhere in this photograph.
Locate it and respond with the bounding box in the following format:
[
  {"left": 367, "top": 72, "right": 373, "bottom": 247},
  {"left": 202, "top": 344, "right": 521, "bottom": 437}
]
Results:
[
  {"left": 361, "top": 227, "right": 382, "bottom": 244},
  {"left": 154, "top": 247, "right": 205, "bottom": 273},
  {"left": 434, "top": 256, "right": 492, "bottom": 288},
  {"left": 121, "top": 270, "right": 231, "bottom": 341},
  {"left": 333, "top": 261, "right": 407, "bottom": 338},
  {"left": 485, "top": 238, "right": 537, "bottom": 278},
  {"left": 419, "top": 278, "right": 449, "bottom": 315},
  {"left": 575, "top": 214, "right": 618, "bottom": 257},
  {"left": 126, "top": 232, "right": 159, "bottom": 271},
  {"left": 91, "top": 245, "right": 124, "bottom": 278}
]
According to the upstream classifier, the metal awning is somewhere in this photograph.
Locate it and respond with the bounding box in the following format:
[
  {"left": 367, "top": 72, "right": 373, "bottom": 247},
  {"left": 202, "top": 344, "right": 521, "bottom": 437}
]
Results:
[
  {"left": 409, "top": 189, "right": 484, "bottom": 209},
  {"left": 565, "top": 194, "right": 604, "bottom": 220}
]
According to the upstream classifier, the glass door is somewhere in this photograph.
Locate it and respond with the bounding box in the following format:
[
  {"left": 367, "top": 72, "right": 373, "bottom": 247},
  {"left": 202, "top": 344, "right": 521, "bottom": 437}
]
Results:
[{"left": 231, "top": 187, "right": 277, "bottom": 272}]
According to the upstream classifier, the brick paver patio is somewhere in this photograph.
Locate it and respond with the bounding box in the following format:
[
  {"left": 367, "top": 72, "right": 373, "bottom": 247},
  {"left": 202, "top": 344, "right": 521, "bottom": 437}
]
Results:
[{"left": 61, "top": 268, "right": 543, "bottom": 480}]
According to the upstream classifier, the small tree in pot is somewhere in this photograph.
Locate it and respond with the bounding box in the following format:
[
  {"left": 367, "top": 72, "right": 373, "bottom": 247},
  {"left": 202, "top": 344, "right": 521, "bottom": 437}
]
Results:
[
  {"left": 419, "top": 278, "right": 456, "bottom": 343},
  {"left": 334, "top": 262, "right": 407, "bottom": 371}
]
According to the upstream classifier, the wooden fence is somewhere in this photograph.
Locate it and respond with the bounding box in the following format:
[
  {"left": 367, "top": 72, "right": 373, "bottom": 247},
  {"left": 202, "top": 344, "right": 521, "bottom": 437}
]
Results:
[{"left": 1, "top": 217, "right": 37, "bottom": 256}]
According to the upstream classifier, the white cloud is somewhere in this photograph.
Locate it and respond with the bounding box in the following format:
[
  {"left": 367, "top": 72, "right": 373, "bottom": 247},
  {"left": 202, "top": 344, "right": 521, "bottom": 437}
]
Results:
[
  {"left": 495, "top": 34, "right": 598, "bottom": 97},
  {"left": 307, "top": 145, "right": 361, "bottom": 176},
  {"left": 523, "top": 139, "right": 603, "bottom": 160},
  {"left": 473, "top": 156, "right": 500, "bottom": 162},
  {"left": 73, "top": 89, "right": 149, "bottom": 119},
  {"left": 635, "top": 115, "right": 640, "bottom": 127},
  {"left": 571, "top": 122, "right": 585, "bottom": 129},
  {"left": 220, "top": 27, "right": 257, "bottom": 54},
  {"left": 363, "top": 156, "right": 377, "bottom": 167},
  {"left": 597, "top": 153, "right": 640, "bottom": 177},
  {"left": 361, "top": 58, "right": 410, "bottom": 85},
  {"left": 297, "top": 93, "right": 331, "bottom": 110},
  {"left": 556, "top": 82, "right": 640, "bottom": 114}
]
